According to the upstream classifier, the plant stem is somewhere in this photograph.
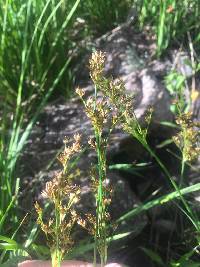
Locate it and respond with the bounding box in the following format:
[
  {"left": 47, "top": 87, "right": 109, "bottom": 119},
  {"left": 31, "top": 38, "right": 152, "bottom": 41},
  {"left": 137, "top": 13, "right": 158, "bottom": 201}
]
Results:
[
  {"left": 53, "top": 201, "right": 61, "bottom": 267},
  {"left": 93, "top": 83, "right": 107, "bottom": 266},
  {"left": 95, "top": 129, "right": 107, "bottom": 266},
  {"left": 180, "top": 157, "right": 185, "bottom": 187},
  {"left": 140, "top": 138, "right": 200, "bottom": 232}
]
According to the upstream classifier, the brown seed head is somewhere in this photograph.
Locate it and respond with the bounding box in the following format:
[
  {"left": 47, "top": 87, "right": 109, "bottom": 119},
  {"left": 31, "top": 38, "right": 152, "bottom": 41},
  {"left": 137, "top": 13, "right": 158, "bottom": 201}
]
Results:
[
  {"left": 89, "top": 51, "right": 106, "bottom": 83},
  {"left": 75, "top": 87, "right": 85, "bottom": 98}
]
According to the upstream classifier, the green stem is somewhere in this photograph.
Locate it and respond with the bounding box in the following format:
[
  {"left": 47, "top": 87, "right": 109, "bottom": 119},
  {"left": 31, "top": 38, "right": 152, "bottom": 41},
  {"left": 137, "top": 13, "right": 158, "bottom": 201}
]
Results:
[
  {"left": 53, "top": 201, "right": 61, "bottom": 267},
  {"left": 93, "top": 83, "right": 107, "bottom": 266},
  {"left": 95, "top": 131, "right": 107, "bottom": 266},
  {"left": 139, "top": 137, "right": 200, "bottom": 232},
  {"left": 180, "top": 157, "right": 185, "bottom": 187}
]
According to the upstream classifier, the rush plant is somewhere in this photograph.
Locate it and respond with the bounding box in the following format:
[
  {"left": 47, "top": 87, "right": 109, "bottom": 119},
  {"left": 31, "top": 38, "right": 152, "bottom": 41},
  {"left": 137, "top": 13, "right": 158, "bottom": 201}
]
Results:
[
  {"left": 86, "top": 51, "right": 200, "bottom": 236},
  {"left": 35, "top": 134, "right": 82, "bottom": 267},
  {"left": 76, "top": 52, "right": 117, "bottom": 266}
]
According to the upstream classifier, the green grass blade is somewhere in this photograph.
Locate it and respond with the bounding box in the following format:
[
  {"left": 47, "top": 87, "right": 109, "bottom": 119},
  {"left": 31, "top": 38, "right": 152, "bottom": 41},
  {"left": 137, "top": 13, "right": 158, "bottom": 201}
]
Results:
[
  {"left": 117, "top": 183, "right": 200, "bottom": 223},
  {"left": 0, "top": 196, "right": 16, "bottom": 232},
  {"left": 38, "top": 0, "right": 64, "bottom": 49},
  {"left": 52, "top": 0, "right": 81, "bottom": 48},
  {"left": 14, "top": 57, "right": 71, "bottom": 161}
]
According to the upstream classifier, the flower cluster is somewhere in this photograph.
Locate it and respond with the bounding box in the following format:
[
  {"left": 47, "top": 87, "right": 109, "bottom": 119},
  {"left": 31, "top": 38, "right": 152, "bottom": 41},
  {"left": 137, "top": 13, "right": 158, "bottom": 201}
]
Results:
[
  {"left": 35, "top": 200, "right": 79, "bottom": 256},
  {"left": 58, "top": 133, "right": 81, "bottom": 168},
  {"left": 76, "top": 51, "right": 120, "bottom": 265},
  {"left": 173, "top": 112, "right": 200, "bottom": 162},
  {"left": 86, "top": 51, "right": 151, "bottom": 142},
  {"left": 89, "top": 51, "right": 106, "bottom": 83},
  {"left": 35, "top": 134, "right": 82, "bottom": 262},
  {"left": 76, "top": 89, "right": 111, "bottom": 135}
]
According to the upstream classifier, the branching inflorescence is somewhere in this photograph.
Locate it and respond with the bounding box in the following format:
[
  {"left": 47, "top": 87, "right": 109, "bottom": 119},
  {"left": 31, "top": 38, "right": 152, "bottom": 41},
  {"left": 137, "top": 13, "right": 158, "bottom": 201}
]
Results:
[
  {"left": 76, "top": 51, "right": 116, "bottom": 267},
  {"left": 76, "top": 51, "right": 153, "bottom": 266},
  {"left": 173, "top": 111, "right": 200, "bottom": 162},
  {"left": 35, "top": 134, "right": 82, "bottom": 267}
]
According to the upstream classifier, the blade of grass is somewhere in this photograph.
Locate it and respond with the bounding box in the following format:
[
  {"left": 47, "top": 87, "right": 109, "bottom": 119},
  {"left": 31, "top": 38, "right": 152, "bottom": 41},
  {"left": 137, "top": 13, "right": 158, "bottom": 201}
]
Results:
[{"left": 117, "top": 182, "right": 200, "bottom": 223}]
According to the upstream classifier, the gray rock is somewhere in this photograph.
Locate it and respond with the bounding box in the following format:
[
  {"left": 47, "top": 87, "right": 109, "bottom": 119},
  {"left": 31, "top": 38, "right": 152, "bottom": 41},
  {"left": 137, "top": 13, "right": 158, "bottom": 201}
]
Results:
[{"left": 135, "top": 69, "right": 173, "bottom": 124}]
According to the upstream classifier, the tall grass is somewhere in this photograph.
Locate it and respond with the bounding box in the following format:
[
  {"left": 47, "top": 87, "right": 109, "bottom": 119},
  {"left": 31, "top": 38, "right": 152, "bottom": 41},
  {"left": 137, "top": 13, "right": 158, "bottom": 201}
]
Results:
[
  {"left": 0, "top": 0, "right": 80, "bottom": 235},
  {"left": 138, "top": 0, "right": 200, "bottom": 56},
  {"left": 81, "top": 0, "right": 132, "bottom": 35}
]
